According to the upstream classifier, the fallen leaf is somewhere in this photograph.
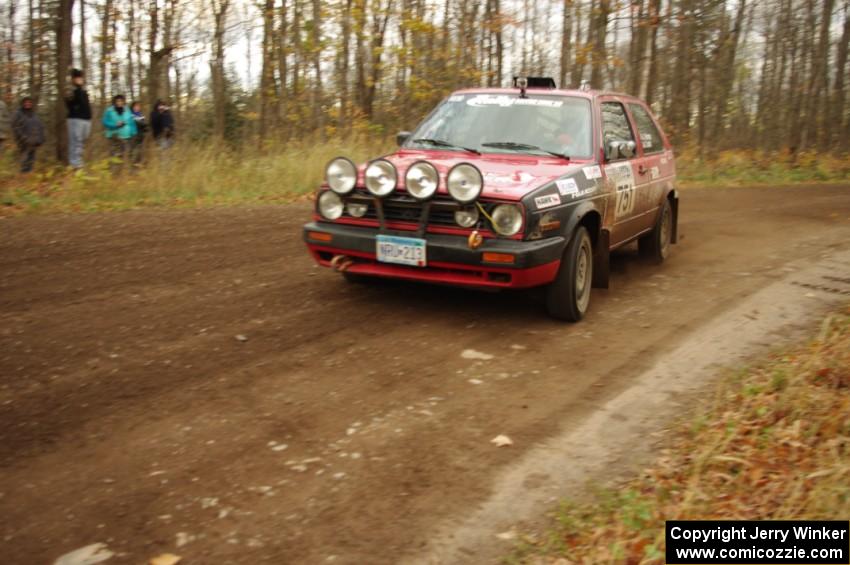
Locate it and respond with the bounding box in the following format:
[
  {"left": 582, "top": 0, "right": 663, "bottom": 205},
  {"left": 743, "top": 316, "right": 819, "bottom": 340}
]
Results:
[
  {"left": 461, "top": 349, "right": 494, "bottom": 360},
  {"left": 150, "top": 554, "right": 181, "bottom": 565},
  {"left": 53, "top": 543, "right": 114, "bottom": 565},
  {"left": 491, "top": 434, "right": 513, "bottom": 447}
]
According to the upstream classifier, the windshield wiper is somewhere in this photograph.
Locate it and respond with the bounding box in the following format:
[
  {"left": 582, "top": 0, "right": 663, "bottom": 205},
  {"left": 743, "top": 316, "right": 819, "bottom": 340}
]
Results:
[
  {"left": 481, "top": 141, "right": 570, "bottom": 160},
  {"left": 412, "top": 138, "right": 481, "bottom": 154}
]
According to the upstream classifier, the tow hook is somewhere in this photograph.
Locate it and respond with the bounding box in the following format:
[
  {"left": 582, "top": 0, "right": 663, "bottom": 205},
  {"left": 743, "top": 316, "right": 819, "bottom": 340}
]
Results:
[{"left": 330, "top": 254, "right": 354, "bottom": 272}]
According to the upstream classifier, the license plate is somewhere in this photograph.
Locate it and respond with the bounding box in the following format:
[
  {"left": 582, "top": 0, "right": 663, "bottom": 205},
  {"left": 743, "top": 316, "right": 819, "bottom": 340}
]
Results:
[{"left": 376, "top": 235, "right": 427, "bottom": 267}]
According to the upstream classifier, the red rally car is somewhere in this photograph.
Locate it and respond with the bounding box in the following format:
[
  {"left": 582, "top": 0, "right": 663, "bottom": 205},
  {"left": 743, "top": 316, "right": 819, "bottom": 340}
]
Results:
[{"left": 303, "top": 77, "right": 679, "bottom": 322}]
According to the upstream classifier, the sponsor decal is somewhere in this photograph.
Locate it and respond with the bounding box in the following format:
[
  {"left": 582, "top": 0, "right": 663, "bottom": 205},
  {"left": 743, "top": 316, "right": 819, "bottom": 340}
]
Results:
[
  {"left": 582, "top": 165, "right": 602, "bottom": 180},
  {"left": 650, "top": 166, "right": 660, "bottom": 180},
  {"left": 556, "top": 178, "right": 579, "bottom": 195},
  {"left": 534, "top": 194, "right": 561, "bottom": 209},
  {"left": 574, "top": 186, "right": 597, "bottom": 198},
  {"left": 660, "top": 156, "right": 668, "bottom": 165},
  {"left": 448, "top": 94, "right": 465, "bottom": 102},
  {"left": 466, "top": 95, "right": 563, "bottom": 108},
  {"left": 604, "top": 162, "right": 636, "bottom": 219},
  {"left": 484, "top": 171, "right": 536, "bottom": 185},
  {"left": 640, "top": 133, "right": 654, "bottom": 149}
]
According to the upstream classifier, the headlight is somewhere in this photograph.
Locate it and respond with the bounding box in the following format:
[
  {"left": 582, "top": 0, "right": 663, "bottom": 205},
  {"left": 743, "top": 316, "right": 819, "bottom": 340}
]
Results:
[
  {"left": 365, "top": 159, "right": 397, "bottom": 197},
  {"left": 405, "top": 161, "right": 439, "bottom": 200},
  {"left": 346, "top": 201, "right": 368, "bottom": 218},
  {"left": 447, "top": 163, "right": 483, "bottom": 203},
  {"left": 325, "top": 157, "right": 357, "bottom": 194},
  {"left": 454, "top": 206, "right": 479, "bottom": 228},
  {"left": 491, "top": 204, "right": 523, "bottom": 236},
  {"left": 318, "top": 190, "right": 343, "bottom": 220}
]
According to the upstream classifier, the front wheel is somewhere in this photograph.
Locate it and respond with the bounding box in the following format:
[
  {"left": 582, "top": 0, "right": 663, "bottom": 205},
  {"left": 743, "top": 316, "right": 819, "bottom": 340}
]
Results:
[{"left": 545, "top": 226, "right": 593, "bottom": 322}]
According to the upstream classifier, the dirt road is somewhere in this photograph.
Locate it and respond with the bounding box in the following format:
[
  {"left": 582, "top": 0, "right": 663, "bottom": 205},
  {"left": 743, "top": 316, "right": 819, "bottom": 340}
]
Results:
[{"left": 2, "top": 185, "right": 849, "bottom": 564}]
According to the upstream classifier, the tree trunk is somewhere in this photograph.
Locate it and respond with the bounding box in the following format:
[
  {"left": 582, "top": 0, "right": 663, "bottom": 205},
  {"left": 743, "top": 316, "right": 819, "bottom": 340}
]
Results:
[
  {"left": 79, "top": 0, "right": 87, "bottom": 76},
  {"left": 99, "top": 0, "right": 111, "bottom": 103},
  {"left": 339, "top": 0, "right": 352, "bottom": 133},
  {"left": 55, "top": 0, "right": 75, "bottom": 161},
  {"left": 628, "top": 0, "right": 648, "bottom": 96},
  {"left": 643, "top": 0, "right": 661, "bottom": 104},
  {"left": 829, "top": 4, "right": 849, "bottom": 150},
  {"left": 310, "top": 0, "right": 324, "bottom": 137},
  {"left": 559, "top": 0, "right": 573, "bottom": 89},
  {"left": 259, "top": 0, "right": 276, "bottom": 140},
  {"left": 276, "top": 0, "right": 288, "bottom": 133},
  {"left": 589, "top": 0, "right": 610, "bottom": 89},
  {"left": 210, "top": 0, "right": 230, "bottom": 140}
]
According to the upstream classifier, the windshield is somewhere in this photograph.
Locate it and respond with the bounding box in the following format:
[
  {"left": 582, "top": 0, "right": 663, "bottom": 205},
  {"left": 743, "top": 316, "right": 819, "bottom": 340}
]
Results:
[{"left": 407, "top": 93, "right": 593, "bottom": 159}]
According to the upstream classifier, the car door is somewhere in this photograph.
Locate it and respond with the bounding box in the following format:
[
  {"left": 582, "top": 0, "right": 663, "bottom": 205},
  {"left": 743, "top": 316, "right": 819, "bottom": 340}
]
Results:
[
  {"left": 599, "top": 98, "right": 646, "bottom": 247},
  {"left": 627, "top": 102, "right": 669, "bottom": 230}
]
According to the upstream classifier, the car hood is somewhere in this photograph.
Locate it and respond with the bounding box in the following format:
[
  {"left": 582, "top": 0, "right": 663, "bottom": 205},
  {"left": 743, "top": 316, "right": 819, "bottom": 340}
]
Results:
[{"left": 371, "top": 149, "right": 589, "bottom": 201}]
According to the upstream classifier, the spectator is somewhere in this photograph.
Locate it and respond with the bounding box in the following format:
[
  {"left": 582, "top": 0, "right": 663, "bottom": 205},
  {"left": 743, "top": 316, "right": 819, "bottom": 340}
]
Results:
[
  {"left": 0, "top": 98, "right": 10, "bottom": 151},
  {"left": 129, "top": 101, "right": 148, "bottom": 165},
  {"left": 150, "top": 99, "right": 175, "bottom": 150},
  {"left": 12, "top": 97, "right": 45, "bottom": 173},
  {"left": 65, "top": 68, "right": 92, "bottom": 169},
  {"left": 102, "top": 94, "right": 137, "bottom": 167}
]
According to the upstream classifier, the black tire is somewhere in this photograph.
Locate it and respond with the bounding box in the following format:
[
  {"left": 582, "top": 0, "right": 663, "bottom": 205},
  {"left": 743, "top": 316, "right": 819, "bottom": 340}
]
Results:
[
  {"left": 545, "top": 226, "right": 593, "bottom": 322},
  {"left": 638, "top": 198, "right": 673, "bottom": 264}
]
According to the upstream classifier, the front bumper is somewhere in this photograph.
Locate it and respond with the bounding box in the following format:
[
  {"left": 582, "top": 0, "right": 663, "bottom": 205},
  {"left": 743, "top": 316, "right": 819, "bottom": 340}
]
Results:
[{"left": 303, "top": 221, "right": 565, "bottom": 289}]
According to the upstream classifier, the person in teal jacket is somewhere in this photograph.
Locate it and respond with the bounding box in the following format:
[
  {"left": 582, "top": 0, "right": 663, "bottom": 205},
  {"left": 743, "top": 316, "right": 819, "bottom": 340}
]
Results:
[{"left": 102, "top": 94, "right": 137, "bottom": 165}]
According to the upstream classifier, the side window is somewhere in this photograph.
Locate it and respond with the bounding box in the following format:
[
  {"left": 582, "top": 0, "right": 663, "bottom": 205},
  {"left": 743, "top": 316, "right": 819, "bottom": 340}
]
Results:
[
  {"left": 601, "top": 102, "right": 635, "bottom": 150},
  {"left": 628, "top": 103, "right": 664, "bottom": 154},
  {"left": 602, "top": 102, "right": 635, "bottom": 143}
]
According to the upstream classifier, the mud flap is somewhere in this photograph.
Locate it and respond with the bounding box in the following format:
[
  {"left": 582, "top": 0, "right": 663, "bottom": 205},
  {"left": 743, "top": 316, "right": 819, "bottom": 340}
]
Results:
[
  {"left": 670, "top": 194, "right": 679, "bottom": 244},
  {"left": 592, "top": 229, "right": 610, "bottom": 289}
]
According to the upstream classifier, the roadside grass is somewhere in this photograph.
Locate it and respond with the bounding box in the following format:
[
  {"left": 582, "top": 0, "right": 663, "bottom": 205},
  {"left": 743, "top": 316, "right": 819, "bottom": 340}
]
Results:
[
  {"left": 1, "top": 143, "right": 848, "bottom": 215},
  {"left": 508, "top": 306, "right": 850, "bottom": 565},
  {"left": 677, "top": 149, "right": 850, "bottom": 187},
  {"left": 0, "top": 137, "right": 392, "bottom": 215}
]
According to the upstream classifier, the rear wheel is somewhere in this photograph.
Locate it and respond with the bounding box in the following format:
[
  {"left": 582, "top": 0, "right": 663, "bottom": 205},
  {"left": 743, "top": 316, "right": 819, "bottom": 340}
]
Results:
[
  {"left": 545, "top": 226, "right": 593, "bottom": 322},
  {"left": 638, "top": 199, "right": 672, "bottom": 263}
]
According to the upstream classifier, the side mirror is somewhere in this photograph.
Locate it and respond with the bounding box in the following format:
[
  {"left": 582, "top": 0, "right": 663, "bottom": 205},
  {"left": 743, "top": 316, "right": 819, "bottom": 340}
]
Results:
[
  {"left": 605, "top": 140, "right": 621, "bottom": 161},
  {"left": 605, "top": 140, "right": 636, "bottom": 161},
  {"left": 396, "top": 131, "right": 412, "bottom": 146}
]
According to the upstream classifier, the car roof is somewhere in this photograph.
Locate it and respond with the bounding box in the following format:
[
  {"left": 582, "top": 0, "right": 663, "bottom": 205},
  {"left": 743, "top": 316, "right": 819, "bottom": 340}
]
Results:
[{"left": 451, "top": 87, "right": 644, "bottom": 103}]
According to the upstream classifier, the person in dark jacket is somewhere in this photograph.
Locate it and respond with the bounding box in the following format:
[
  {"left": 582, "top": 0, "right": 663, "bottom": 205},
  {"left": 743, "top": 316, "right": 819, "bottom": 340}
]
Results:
[
  {"left": 65, "top": 68, "right": 92, "bottom": 169},
  {"left": 12, "top": 97, "right": 45, "bottom": 173},
  {"left": 150, "top": 100, "right": 175, "bottom": 150},
  {"left": 129, "top": 101, "right": 148, "bottom": 165}
]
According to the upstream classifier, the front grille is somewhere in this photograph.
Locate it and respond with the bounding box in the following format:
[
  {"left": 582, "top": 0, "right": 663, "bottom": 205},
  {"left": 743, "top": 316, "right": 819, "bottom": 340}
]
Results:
[{"left": 355, "top": 193, "right": 464, "bottom": 228}]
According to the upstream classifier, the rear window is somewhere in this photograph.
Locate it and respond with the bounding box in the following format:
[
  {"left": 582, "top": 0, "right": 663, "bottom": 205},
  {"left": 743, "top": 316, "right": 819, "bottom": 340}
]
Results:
[{"left": 628, "top": 104, "right": 664, "bottom": 154}]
